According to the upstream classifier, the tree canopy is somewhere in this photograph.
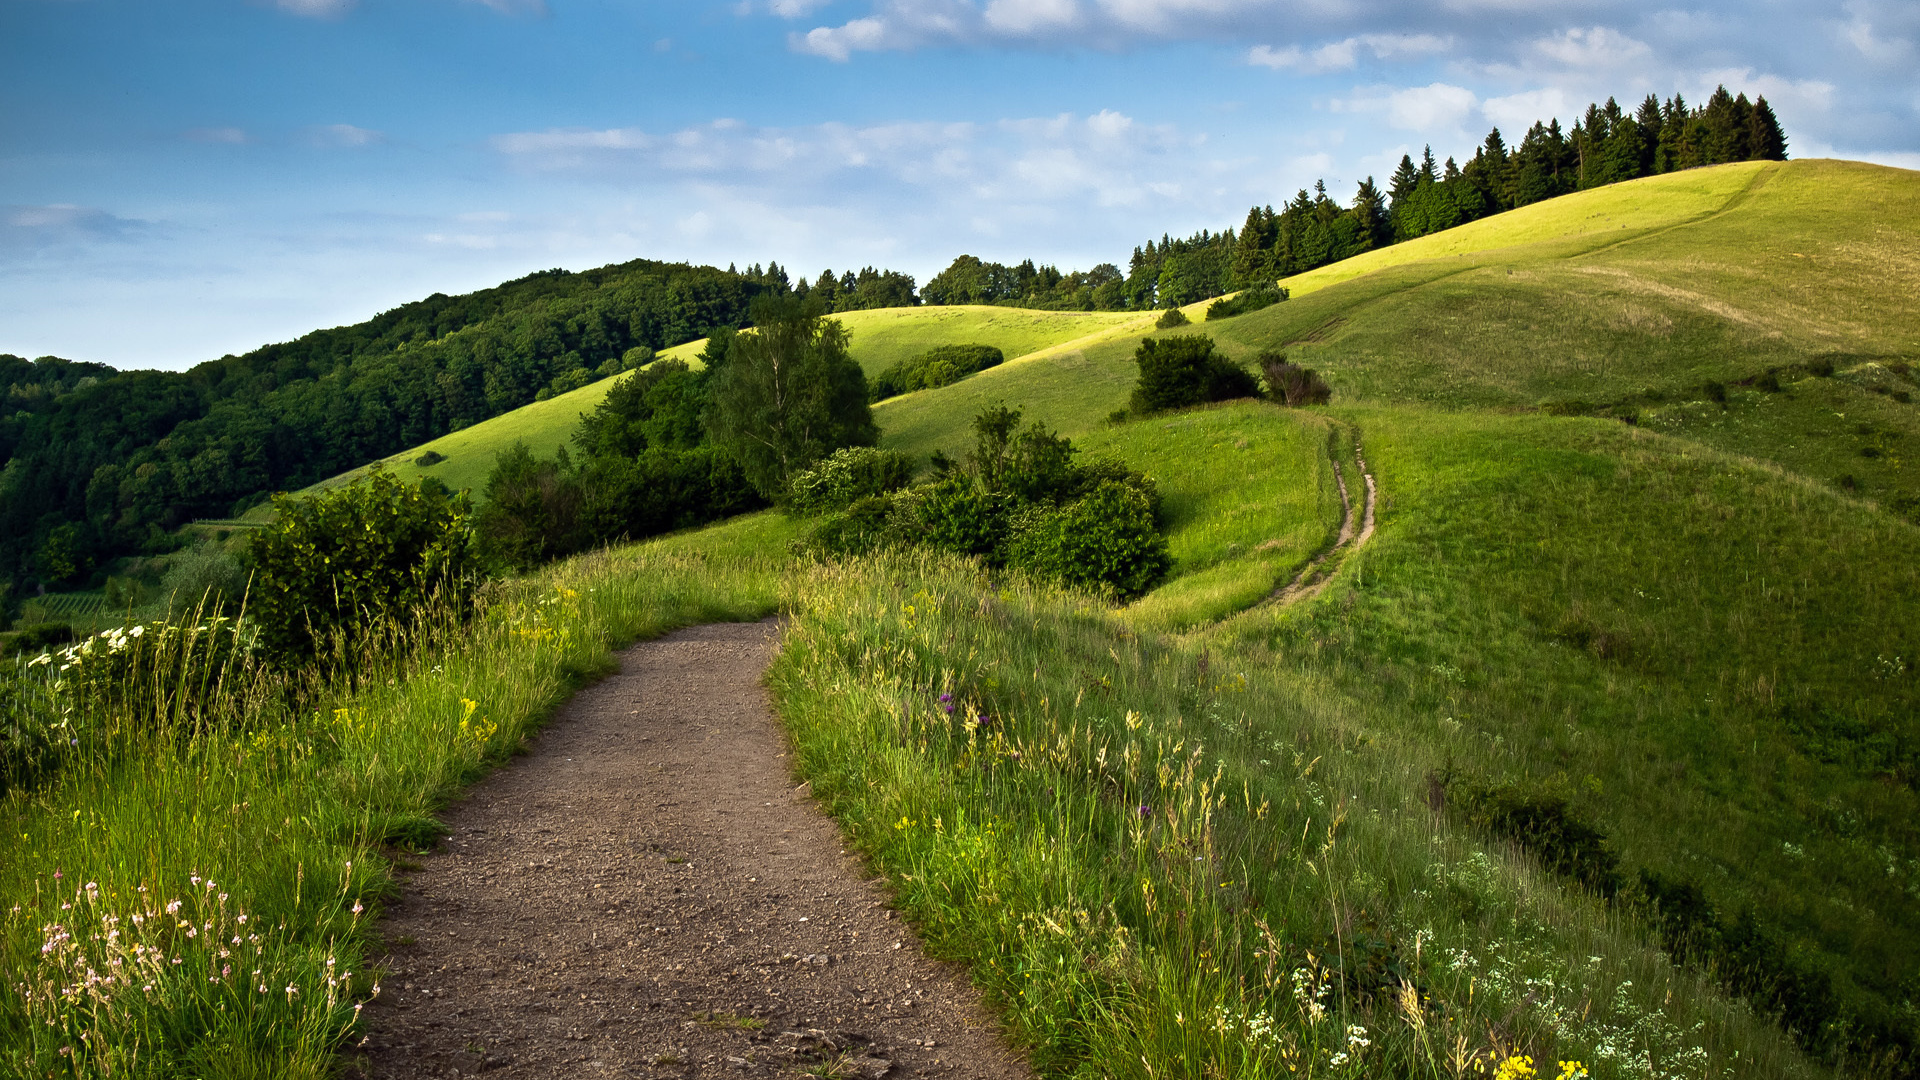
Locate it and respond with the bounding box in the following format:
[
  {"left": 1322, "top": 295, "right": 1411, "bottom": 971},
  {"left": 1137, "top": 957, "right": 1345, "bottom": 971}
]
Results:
[{"left": 703, "top": 295, "right": 879, "bottom": 499}]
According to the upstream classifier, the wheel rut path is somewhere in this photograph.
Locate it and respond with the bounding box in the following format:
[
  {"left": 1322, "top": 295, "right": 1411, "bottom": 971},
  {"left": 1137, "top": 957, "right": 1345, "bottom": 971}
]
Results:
[
  {"left": 356, "top": 620, "right": 1031, "bottom": 1080},
  {"left": 1269, "top": 436, "right": 1377, "bottom": 607}
]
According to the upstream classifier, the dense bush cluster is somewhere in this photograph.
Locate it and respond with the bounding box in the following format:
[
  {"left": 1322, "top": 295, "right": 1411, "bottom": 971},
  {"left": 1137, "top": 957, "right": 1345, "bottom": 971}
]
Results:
[
  {"left": 786, "top": 447, "right": 915, "bottom": 515},
  {"left": 1128, "top": 336, "right": 1260, "bottom": 416},
  {"left": 1206, "top": 283, "right": 1289, "bottom": 321},
  {"left": 247, "top": 466, "right": 480, "bottom": 664},
  {"left": 868, "top": 344, "right": 1005, "bottom": 401},
  {"left": 475, "top": 295, "right": 874, "bottom": 570},
  {"left": 1257, "top": 352, "right": 1333, "bottom": 407},
  {"left": 790, "top": 407, "right": 1171, "bottom": 600}
]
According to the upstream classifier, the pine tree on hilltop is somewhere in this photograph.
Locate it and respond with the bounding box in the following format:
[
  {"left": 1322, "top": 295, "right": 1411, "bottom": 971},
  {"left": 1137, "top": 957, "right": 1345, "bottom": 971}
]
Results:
[{"left": 1749, "top": 96, "right": 1788, "bottom": 160}]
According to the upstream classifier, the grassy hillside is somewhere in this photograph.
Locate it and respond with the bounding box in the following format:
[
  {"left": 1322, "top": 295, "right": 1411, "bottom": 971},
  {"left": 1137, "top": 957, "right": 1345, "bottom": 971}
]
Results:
[
  {"left": 272, "top": 337, "right": 710, "bottom": 509},
  {"left": 131, "top": 156, "right": 1919, "bottom": 1075},
  {"left": 834, "top": 304, "right": 1148, "bottom": 378},
  {"left": 275, "top": 307, "right": 1148, "bottom": 509}
]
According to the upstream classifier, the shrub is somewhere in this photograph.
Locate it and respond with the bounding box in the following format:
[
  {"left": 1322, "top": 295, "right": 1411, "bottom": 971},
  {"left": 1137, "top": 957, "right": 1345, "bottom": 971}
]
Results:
[
  {"left": 414, "top": 449, "right": 447, "bottom": 467},
  {"left": 247, "top": 465, "right": 479, "bottom": 665},
  {"left": 550, "top": 367, "right": 593, "bottom": 395},
  {"left": 1008, "top": 481, "right": 1171, "bottom": 599},
  {"left": 787, "top": 447, "right": 916, "bottom": 514},
  {"left": 476, "top": 443, "right": 766, "bottom": 571},
  {"left": 869, "top": 344, "right": 1005, "bottom": 401},
  {"left": 1257, "top": 351, "right": 1333, "bottom": 406},
  {"left": 161, "top": 541, "right": 251, "bottom": 616},
  {"left": 6, "top": 622, "right": 75, "bottom": 657},
  {"left": 1129, "top": 335, "right": 1259, "bottom": 416},
  {"left": 1206, "top": 283, "right": 1288, "bottom": 320},
  {"left": 796, "top": 495, "right": 899, "bottom": 559},
  {"left": 473, "top": 443, "right": 581, "bottom": 572},
  {"left": 917, "top": 480, "right": 1013, "bottom": 560},
  {"left": 1154, "top": 307, "right": 1190, "bottom": 329}
]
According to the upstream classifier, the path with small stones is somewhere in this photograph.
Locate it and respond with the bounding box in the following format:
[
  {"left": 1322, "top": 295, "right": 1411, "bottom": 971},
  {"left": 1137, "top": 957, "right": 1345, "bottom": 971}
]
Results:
[{"left": 354, "top": 619, "right": 1031, "bottom": 1080}]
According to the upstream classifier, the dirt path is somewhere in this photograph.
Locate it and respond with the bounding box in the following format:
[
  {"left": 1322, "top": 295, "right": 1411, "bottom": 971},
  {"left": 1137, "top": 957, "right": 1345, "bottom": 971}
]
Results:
[
  {"left": 354, "top": 620, "right": 1032, "bottom": 1080},
  {"left": 1269, "top": 434, "right": 1377, "bottom": 607}
]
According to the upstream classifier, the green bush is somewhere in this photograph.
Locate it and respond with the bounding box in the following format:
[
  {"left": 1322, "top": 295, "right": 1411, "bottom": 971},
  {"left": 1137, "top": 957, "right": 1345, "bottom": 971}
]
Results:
[
  {"left": 414, "top": 449, "right": 448, "bottom": 467},
  {"left": 787, "top": 447, "right": 916, "bottom": 514},
  {"left": 550, "top": 367, "right": 593, "bottom": 395},
  {"left": 917, "top": 480, "right": 1013, "bottom": 560},
  {"left": 1206, "top": 283, "right": 1288, "bottom": 320},
  {"left": 475, "top": 442, "right": 765, "bottom": 572},
  {"left": 875, "top": 408, "right": 1171, "bottom": 598},
  {"left": 1257, "top": 351, "right": 1333, "bottom": 406},
  {"left": 247, "top": 466, "right": 479, "bottom": 664},
  {"left": 796, "top": 495, "right": 899, "bottom": 559},
  {"left": 868, "top": 344, "right": 1005, "bottom": 401},
  {"left": 161, "top": 541, "right": 251, "bottom": 616},
  {"left": 6, "top": 622, "right": 75, "bottom": 657},
  {"left": 1129, "top": 335, "right": 1260, "bottom": 416},
  {"left": 1008, "top": 480, "right": 1171, "bottom": 599},
  {"left": 1154, "top": 307, "right": 1190, "bottom": 329}
]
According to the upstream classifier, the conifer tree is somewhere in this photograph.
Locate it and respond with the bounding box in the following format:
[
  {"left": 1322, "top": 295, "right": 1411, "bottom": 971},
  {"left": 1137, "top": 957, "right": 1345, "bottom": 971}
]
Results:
[{"left": 1749, "top": 96, "right": 1788, "bottom": 160}]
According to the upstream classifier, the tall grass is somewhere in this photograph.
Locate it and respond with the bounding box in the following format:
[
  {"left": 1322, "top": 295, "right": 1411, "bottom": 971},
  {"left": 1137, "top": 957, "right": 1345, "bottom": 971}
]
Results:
[
  {"left": 768, "top": 549, "right": 1813, "bottom": 1080},
  {"left": 0, "top": 547, "right": 779, "bottom": 1077}
]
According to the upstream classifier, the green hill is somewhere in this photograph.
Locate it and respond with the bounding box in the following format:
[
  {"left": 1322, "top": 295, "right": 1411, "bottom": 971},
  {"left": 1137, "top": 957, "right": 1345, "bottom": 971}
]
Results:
[
  {"left": 285, "top": 305, "right": 1154, "bottom": 505},
  {"left": 214, "top": 157, "right": 1920, "bottom": 1072}
]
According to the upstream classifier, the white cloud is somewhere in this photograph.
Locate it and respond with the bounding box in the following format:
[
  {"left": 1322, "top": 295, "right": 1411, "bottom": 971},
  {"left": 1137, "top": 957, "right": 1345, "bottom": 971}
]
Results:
[
  {"left": 184, "top": 127, "right": 249, "bottom": 144},
  {"left": 465, "top": 0, "right": 549, "bottom": 13},
  {"left": 308, "top": 124, "right": 383, "bottom": 147},
  {"left": 769, "top": 0, "right": 833, "bottom": 14},
  {"left": 1338, "top": 82, "right": 1480, "bottom": 134},
  {"left": 793, "top": 17, "right": 893, "bottom": 60},
  {"left": 492, "top": 110, "right": 1202, "bottom": 215},
  {"left": 2, "top": 205, "right": 146, "bottom": 250},
  {"left": 1532, "top": 26, "right": 1650, "bottom": 69},
  {"left": 985, "top": 0, "right": 1081, "bottom": 34},
  {"left": 1480, "top": 87, "right": 1572, "bottom": 132},
  {"left": 1840, "top": 0, "right": 1918, "bottom": 64},
  {"left": 1250, "top": 33, "right": 1450, "bottom": 73},
  {"left": 273, "top": 0, "right": 354, "bottom": 16}
]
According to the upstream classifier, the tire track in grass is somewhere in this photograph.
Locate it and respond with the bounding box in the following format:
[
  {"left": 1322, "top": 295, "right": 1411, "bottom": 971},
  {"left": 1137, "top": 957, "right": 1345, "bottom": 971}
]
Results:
[{"left": 1268, "top": 427, "right": 1376, "bottom": 607}]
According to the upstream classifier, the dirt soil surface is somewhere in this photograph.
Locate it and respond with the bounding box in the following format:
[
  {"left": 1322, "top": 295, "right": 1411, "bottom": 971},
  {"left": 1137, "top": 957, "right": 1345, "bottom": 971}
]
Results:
[{"left": 355, "top": 620, "right": 1032, "bottom": 1080}]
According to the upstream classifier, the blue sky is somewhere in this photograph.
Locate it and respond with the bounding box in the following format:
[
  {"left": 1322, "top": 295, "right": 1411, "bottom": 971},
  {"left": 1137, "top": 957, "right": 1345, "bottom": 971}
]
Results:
[{"left": 3, "top": 0, "right": 1916, "bottom": 370}]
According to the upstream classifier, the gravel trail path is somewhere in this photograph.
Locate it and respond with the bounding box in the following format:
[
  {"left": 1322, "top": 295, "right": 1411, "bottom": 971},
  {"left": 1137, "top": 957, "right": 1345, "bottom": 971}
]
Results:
[{"left": 355, "top": 620, "right": 1031, "bottom": 1080}]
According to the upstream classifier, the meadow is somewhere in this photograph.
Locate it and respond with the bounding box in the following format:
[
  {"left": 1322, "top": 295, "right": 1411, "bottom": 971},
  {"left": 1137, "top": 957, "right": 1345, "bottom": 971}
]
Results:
[{"left": 7, "top": 156, "right": 1918, "bottom": 1078}]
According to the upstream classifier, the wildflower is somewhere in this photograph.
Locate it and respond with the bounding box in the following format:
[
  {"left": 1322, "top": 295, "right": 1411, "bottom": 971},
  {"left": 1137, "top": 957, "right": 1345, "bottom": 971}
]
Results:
[
  {"left": 129, "top": 625, "right": 144, "bottom": 638},
  {"left": 351, "top": 902, "right": 364, "bottom": 915}
]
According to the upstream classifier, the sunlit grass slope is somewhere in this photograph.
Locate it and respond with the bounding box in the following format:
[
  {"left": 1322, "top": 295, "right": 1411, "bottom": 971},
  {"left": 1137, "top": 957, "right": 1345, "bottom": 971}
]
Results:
[
  {"left": 1217, "top": 405, "right": 1920, "bottom": 1042},
  {"left": 833, "top": 304, "right": 1148, "bottom": 379},
  {"left": 1077, "top": 402, "right": 1344, "bottom": 631},
  {"left": 1209, "top": 160, "right": 1920, "bottom": 410},
  {"left": 270, "top": 309, "right": 1149, "bottom": 512},
  {"left": 267, "top": 338, "right": 710, "bottom": 511}
]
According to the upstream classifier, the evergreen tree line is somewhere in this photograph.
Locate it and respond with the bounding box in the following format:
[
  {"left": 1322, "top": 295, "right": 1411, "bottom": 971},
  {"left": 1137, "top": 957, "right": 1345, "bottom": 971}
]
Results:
[{"left": 922, "top": 85, "right": 1787, "bottom": 313}]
